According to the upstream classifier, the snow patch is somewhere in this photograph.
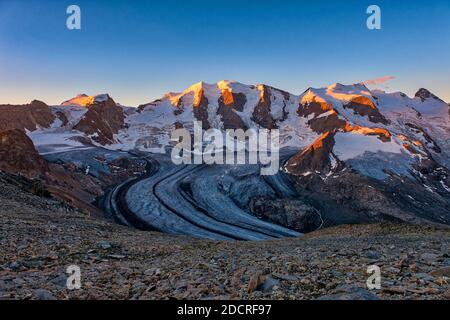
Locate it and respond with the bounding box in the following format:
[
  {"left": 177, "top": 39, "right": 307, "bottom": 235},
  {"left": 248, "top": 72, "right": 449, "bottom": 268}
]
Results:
[{"left": 333, "top": 132, "right": 403, "bottom": 161}]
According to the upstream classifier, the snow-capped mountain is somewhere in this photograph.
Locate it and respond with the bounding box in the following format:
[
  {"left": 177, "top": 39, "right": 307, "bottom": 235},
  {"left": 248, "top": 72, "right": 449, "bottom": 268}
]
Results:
[
  {"left": 120, "top": 81, "right": 318, "bottom": 153},
  {"left": 2, "top": 81, "right": 449, "bottom": 171}
]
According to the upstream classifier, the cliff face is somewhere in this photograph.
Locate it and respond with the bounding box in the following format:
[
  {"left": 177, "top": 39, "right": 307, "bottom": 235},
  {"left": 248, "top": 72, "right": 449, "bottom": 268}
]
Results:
[
  {"left": 0, "top": 100, "right": 56, "bottom": 132},
  {"left": 1, "top": 81, "right": 449, "bottom": 230},
  {"left": 0, "top": 178, "right": 448, "bottom": 300},
  {"left": 73, "top": 95, "right": 126, "bottom": 145}
]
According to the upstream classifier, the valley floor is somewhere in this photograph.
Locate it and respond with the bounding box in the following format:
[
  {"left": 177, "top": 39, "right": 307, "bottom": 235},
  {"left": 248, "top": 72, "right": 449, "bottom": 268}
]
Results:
[{"left": 0, "top": 176, "right": 449, "bottom": 300}]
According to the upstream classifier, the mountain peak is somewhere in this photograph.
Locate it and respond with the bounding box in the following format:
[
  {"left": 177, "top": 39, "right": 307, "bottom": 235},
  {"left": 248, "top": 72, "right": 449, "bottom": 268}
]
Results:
[
  {"left": 61, "top": 94, "right": 111, "bottom": 107},
  {"left": 184, "top": 81, "right": 217, "bottom": 94},
  {"left": 30, "top": 100, "right": 49, "bottom": 108}
]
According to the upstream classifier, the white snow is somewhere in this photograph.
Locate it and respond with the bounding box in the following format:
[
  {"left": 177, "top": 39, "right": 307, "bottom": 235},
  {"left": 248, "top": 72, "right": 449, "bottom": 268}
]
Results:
[
  {"left": 441, "top": 180, "right": 450, "bottom": 193},
  {"left": 61, "top": 93, "right": 110, "bottom": 107}
]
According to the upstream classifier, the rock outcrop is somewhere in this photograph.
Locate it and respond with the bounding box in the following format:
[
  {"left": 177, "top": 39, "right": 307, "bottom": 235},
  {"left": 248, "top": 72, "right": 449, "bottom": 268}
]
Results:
[
  {"left": 0, "top": 129, "right": 49, "bottom": 177},
  {"left": 0, "top": 100, "right": 55, "bottom": 132},
  {"left": 192, "top": 88, "right": 211, "bottom": 129},
  {"left": 73, "top": 95, "right": 126, "bottom": 145},
  {"left": 249, "top": 197, "right": 323, "bottom": 233},
  {"left": 415, "top": 88, "right": 444, "bottom": 103},
  {"left": 218, "top": 89, "right": 247, "bottom": 130},
  {"left": 251, "top": 85, "right": 277, "bottom": 129},
  {"left": 343, "top": 96, "right": 389, "bottom": 124}
]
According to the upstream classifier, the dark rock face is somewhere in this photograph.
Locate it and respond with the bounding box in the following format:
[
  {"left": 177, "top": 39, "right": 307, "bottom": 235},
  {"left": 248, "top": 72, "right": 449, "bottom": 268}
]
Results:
[
  {"left": 55, "top": 111, "right": 69, "bottom": 127},
  {"left": 0, "top": 129, "right": 49, "bottom": 177},
  {"left": 0, "top": 171, "right": 51, "bottom": 198},
  {"left": 309, "top": 114, "right": 347, "bottom": 134},
  {"left": 0, "top": 100, "right": 55, "bottom": 132},
  {"left": 252, "top": 85, "right": 277, "bottom": 129},
  {"left": 218, "top": 90, "right": 247, "bottom": 130},
  {"left": 249, "top": 197, "right": 323, "bottom": 233},
  {"left": 343, "top": 96, "right": 389, "bottom": 125},
  {"left": 405, "top": 122, "right": 441, "bottom": 153},
  {"left": 284, "top": 125, "right": 450, "bottom": 227},
  {"left": 74, "top": 96, "right": 126, "bottom": 145},
  {"left": 286, "top": 158, "right": 450, "bottom": 227},
  {"left": 297, "top": 101, "right": 346, "bottom": 133},
  {"left": 317, "top": 285, "right": 380, "bottom": 300},
  {"left": 289, "top": 170, "right": 406, "bottom": 226},
  {"left": 345, "top": 125, "right": 392, "bottom": 142},
  {"left": 192, "top": 89, "right": 211, "bottom": 129}
]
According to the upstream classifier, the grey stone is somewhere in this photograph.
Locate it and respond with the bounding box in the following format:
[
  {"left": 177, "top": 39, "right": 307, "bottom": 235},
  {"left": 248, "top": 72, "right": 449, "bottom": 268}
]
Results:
[
  {"left": 258, "top": 276, "right": 280, "bottom": 293},
  {"left": 272, "top": 273, "right": 299, "bottom": 282},
  {"left": 364, "top": 251, "right": 381, "bottom": 260},
  {"left": 98, "top": 241, "right": 113, "bottom": 250},
  {"left": 318, "top": 285, "right": 381, "bottom": 300},
  {"left": 22, "top": 260, "right": 44, "bottom": 269},
  {"left": 50, "top": 274, "right": 68, "bottom": 289},
  {"left": 8, "top": 261, "right": 21, "bottom": 271},
  {"left": 420, "top": 253, "right": 440, "bottom": 261},
  {"left": 415, "top": 273, "right": 435, "bottom": 282}
]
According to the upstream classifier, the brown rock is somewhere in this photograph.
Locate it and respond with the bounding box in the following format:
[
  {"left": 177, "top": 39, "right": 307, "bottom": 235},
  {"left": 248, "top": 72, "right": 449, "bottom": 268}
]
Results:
[
  {"left": 247, "top": 272, "right": 265, "bottom": 294},
  {"left": 443, "top": 290, "right": 450, "bottom": 300},
  {"left": 74, "top": 96, "right": 126, "bottom": 145},
  {"left": 429, "top": 266, "right": 450, "bottom": 278},
  {"left": 407, "top": 287, "right": 440, "bottom": 295}
]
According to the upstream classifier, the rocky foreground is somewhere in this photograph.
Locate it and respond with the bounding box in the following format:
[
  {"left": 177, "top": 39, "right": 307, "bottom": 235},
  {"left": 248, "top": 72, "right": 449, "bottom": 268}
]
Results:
[{"left": 0, "top": 173, "right": 449, "bottom": 300}]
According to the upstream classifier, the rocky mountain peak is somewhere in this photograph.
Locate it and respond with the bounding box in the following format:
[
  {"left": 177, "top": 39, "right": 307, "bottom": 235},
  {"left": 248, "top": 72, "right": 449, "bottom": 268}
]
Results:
[
  {"left": 29, "top": 100, "right": 49, "bottom": 108},
  {"left": 73, "top": 95, "right": 126, "bottom": 145},
  {"left": 61, "top": 94, "right": 112, "bottom": 107}
]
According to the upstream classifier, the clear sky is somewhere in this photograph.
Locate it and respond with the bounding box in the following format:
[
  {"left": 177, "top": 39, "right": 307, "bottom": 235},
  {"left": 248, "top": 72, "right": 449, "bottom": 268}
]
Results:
[{"left": 1, "top": 0, "right": 449, "bottom": 106}]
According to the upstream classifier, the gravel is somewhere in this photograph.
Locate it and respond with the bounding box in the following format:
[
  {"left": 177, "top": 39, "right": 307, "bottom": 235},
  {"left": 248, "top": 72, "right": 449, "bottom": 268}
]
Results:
[{"left": 0, "top": 174, "right": 449, "bottom": 300}]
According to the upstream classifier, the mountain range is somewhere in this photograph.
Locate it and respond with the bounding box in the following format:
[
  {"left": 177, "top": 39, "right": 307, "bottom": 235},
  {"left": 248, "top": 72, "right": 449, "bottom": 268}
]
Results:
[{"left": 0, "top": 81, "right": 449, "bottom": 229}]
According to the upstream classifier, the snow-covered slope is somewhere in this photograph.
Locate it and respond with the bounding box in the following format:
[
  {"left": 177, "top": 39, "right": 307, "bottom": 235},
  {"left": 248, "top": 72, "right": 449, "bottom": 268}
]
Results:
[
  {"left": 117, "top": 81, "right": 318, "bottom": 153},
  {"left": 20, "top": 81, "right": 449, "bottom": 176}
]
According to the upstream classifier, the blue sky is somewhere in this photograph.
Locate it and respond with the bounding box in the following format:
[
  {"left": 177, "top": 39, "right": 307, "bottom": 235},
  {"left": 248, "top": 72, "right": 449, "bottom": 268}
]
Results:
[{"left": 1, "top": 0, "right": 449, "bottom": 105}]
